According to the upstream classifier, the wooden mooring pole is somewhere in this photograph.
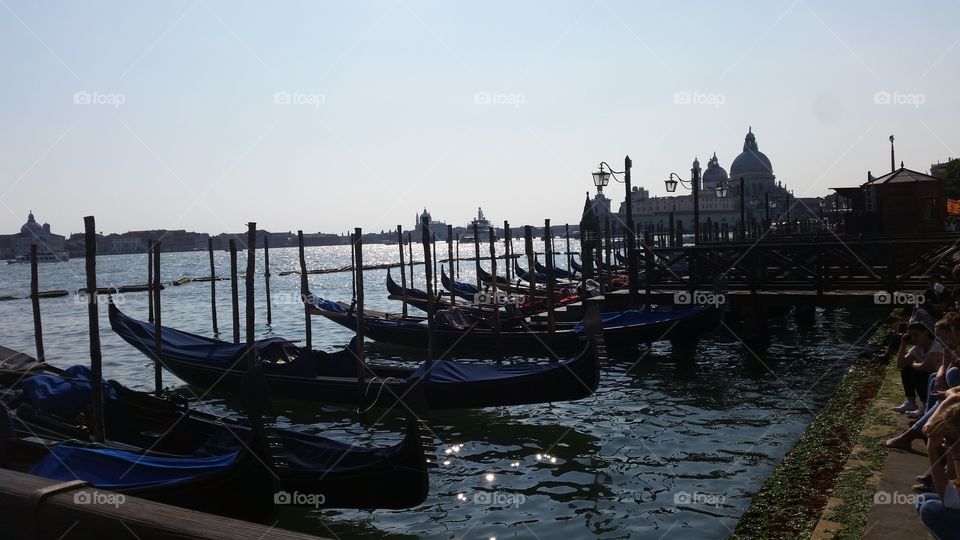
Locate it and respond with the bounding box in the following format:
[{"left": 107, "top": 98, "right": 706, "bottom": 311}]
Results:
[
  {"left": 397, "top": 225, "right": 408, "bottom": 318},
  {"left": 407, "top": 231, "right": 415, "bottom": 288},
  {"left": 297, "top": 231, "right": 312, "bottom": 349},
  {"left": 152, "top": 240, "right": 163, "bottom": 395},
  {"left": 503, "top": 221, "right": 512, "bottom": 283},
  {"left": 447, "top": 224, "right": 456, "bottom": 305},
  {"left": 421, "top": 217, "right": 436, "bottom": 359},
  {"left": 487, "top": 226, "right": 502, "bottom": 361},
  {"left": 147, "top": 238, "right": 154, "bottom": 323},
  {"left": 208, "top": 237, "right": 218, "bottom": 334},
  {"left": 83, "top": 216, "right": 105, "bottom": 442},
  {"left": 524, "top": 226, "right": 535, "bottom": 300},
  {"left": 264, "top": 234, "right": 272, "bottom": 326},
  {"left": 473, "top": 223, "right": 482, "bottom": 290},
  {"left": 544, "top": 219, "right": 556, "bottom": 335},
  {"left": 245, "top": 223, "right": 256, "bottom": 368},
  {"left": 352, "top": 228, "right": 366, "bottom": 412},
  {"left": 229, "top": 239, "right": 240, "bottom": 344},
  {"left": 29, "top": 244, "right": 44, "bottom": 362}
]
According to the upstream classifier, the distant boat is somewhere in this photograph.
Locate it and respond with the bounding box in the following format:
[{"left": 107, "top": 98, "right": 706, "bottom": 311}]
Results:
[
  {"left": 462, "top": 207, "right": 496, "bottom": 242},
  {"left": 5, "top": 251, "right": 68, "bottom": 264}
]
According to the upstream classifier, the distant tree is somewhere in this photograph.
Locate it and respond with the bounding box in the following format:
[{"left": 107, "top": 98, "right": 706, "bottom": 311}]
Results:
[{"left": 935, "top": 159, "right": 960, "bottom": 199}]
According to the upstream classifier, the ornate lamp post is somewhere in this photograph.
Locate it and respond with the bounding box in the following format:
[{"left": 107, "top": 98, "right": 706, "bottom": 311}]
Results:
[
  {"left": 666, "top": 158, "right": 702, "bottom": 245},
  {"left": 592, "top": 156, "right": 636, "bottom": 306},
  {"left": 715, "top": 176, "right": 746, "bottom": 240}
]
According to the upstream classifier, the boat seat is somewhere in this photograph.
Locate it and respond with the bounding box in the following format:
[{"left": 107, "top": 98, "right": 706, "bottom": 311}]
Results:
[{"left": 434, "top": 309, "right": 470, "bottom": 331}]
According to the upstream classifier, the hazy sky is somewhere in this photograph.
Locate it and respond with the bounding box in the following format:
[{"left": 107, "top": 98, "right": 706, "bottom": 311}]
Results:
[{"left": 1, "top": 1, "right": 958, "bottom": 235}]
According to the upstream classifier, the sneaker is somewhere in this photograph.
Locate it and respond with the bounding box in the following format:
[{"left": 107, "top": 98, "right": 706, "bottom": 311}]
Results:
[
  {"left": 893, "top": 400, "right": 918, "bottom": 413},
  {"left": 907, "top": 408, "right": 924, "bottom": 419},
  {"left": 913, "top": 482, "right": 935, "bottom": 493},
  {"left": 917, "top": 473, "right": 933, "bottom": 483}
]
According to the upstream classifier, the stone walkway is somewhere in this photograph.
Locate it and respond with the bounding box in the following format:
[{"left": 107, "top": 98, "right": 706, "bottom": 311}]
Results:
[{"left": 862, "top": 414, "right": 931, "bottom": 539}]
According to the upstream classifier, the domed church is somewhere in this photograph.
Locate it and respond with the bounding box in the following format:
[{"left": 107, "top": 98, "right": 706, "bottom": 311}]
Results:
[
  {"left": 730, "top": 127, "right": 778, "bottom": 200},
  {"left": 10, "top": 211, "right": 68, "bottom": 261},
  {"left": 618, "top": 127, "right": 791, "bottom": 234}
]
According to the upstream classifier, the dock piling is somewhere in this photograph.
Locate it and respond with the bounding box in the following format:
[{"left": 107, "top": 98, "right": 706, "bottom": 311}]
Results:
[
  {"left": 229, "top": 239, "right": 240, "bottom": 344},
  {"left": 421, "top": 217, "right": 436, "bottom": 358},
  {"left": 147, "top": 238, "right": 154, "bottom": 323},
  {"left": 29, "top": 244, "right": 44, "bottom": 362},
  {"left": 83, "top": 216, "right": 105, "bottom": 443},
  {"left": 264, "top": 234, "right": 272, "bottom": 326},
  {"left": 297, "top": 231, "right": 312, "bottom": 349},
  {"left": 208, "top": 237, "right": 218, "bottom": 334},
  {"left": 352, "top": 228, "right": 367, "bottom": 412},
  {"left": 152, "top": 241, "right": 163, "bottom": 395},
  {"left": 487, "top": 226, "right": 502, "bottom": 361},
  {"left": 397, "top": 225, "right": 408, "bottom": 318}
]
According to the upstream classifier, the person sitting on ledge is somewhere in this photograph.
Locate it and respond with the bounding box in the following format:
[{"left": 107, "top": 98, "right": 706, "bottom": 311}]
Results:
[
  {"left": 883, "top": 313, "right": 960, "bottom": 450},
  {"left": 924, "top": 275, "right": 953, "bottom": 320},
  {"left": 916, "top": 395, "right": 960, "bottom": 539},
  {"left": 891, "top": 309, "right": 942, "bottom": 415}
]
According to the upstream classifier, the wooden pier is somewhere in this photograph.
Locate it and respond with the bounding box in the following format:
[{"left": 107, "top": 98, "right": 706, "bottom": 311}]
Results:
[{"left": 0, "top": 468, "right": 326, "bottom": 540}]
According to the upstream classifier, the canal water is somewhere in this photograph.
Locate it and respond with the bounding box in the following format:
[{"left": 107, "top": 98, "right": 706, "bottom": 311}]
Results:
[{"left": 0, "top": 241, "right": 884, "bottom": 539}]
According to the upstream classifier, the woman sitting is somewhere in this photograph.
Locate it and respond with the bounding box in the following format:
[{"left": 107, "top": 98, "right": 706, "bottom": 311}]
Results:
[
  {"left": 916, "top": 394, "right": 960, "bottom": 539},
  {"left": 892, "top": 310, "right": 942, "bottom": 415},
  {"left": 883, "top": 313, "right": 959, "bottom": 450}
]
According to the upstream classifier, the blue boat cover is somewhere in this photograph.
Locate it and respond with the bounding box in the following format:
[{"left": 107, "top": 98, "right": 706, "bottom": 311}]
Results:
[
  {"left": 571, "top": 307, "right": 705, "bottom": 334},
  {"left": 19, "top": 365, "right": 119, "bottom": 418},
  {"left": 110, "top": 304, "right": 291, "bottom": 367},
  {"left": 442, "top": 268, "right": 478, "bottom": 295},
  {"left": 309, "top": 297, "right": 349, "bottom": 314},
  {"left": 410, "top": 358, "right": 567, "bottom": 384},
  {"left": 30, "top": 444, "right": 239, "bottom": 489}
]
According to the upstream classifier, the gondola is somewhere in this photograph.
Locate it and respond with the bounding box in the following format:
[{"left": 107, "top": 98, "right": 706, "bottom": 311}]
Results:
[
  {"left": 1, "top": 410, "right": 275, "bottom": 520},
  {"left": 109, "top": 303, "right": 603, "bottom": 410},
  {"left": 4, "top": 359, "right": 431, "bottom": 511},
  {"left": 534, "top": 260, "right": 575, "bottom": 280},
  {"left": 308, "top": 293, "right": 721, "bottom": 354},
  {"left": 440, "top": 267, "right": 478, "bottom": 301}
]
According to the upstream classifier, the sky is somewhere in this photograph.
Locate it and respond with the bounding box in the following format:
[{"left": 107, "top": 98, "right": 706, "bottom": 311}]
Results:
[{"left": 0, "top": 0, "right": 958, "bottom": 236}]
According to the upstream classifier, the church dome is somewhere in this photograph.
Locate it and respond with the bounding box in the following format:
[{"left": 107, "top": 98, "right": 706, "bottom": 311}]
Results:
[
  {"left": 701, "top": 152, "right": 728, "bottom": 189},
  {"left": 20, "top": 211, "right": 43, "bottom": 235},
  {"left": 730, "top": 127, "right": 773, "bottom": 177}
]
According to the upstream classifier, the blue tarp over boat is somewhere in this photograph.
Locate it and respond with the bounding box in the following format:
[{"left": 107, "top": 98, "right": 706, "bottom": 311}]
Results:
[
  {"left": 31, "top": 444, "right": 240, "bottom": 490},
  {"left": 19, "top": 365, "right": 119, "bottom": 418},
  {"left": 108, "top": 307, "right": 292, "bottom": 368},
  {"left": 571, "top": 307, "right": 706, "bottom": 334}
]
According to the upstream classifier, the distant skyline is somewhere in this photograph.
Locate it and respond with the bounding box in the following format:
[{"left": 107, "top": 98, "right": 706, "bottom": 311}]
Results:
[{"left": 1, "top": 1, "right": 958, "bottom": 235}]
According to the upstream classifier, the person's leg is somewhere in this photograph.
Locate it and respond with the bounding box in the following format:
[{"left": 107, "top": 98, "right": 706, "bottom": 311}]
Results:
[
  {"left": 895, "top": 367, "right": 919, "bottom": 412},
  {"left": 927, "top": 373, "right": 939, "bottom": 412},
  {"left": 918, "top": 494, "right": 960, "bottom": 540},
  {"left": 915, "top": 369, "right": 930, "bottom": 405},
  {"left": 947, "top": 366, "right": 960, "bottom": 389}
]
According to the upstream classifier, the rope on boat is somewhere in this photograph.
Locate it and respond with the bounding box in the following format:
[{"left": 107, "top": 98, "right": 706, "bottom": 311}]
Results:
[{"left": 356, "top": 376, "right": 399, "bottom": 415}]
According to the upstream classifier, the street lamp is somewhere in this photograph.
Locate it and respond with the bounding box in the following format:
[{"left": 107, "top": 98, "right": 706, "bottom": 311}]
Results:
[
  {"left": 715, "top": 182, "right": 729, "bottom": 199},
  {"left": 592, "top": 168, "right": 610, "bottom": 193},
  {"left": 591, "top": 157, "right": 637, "bottom": 306},
  {"left": 665, "top": 158, "right": 702, "bottom": 244}
]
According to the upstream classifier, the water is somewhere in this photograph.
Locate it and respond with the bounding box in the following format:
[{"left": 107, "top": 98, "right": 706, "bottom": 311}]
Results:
[{"left": 0, "top": 242, "right": 882, "bottom": 539}]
